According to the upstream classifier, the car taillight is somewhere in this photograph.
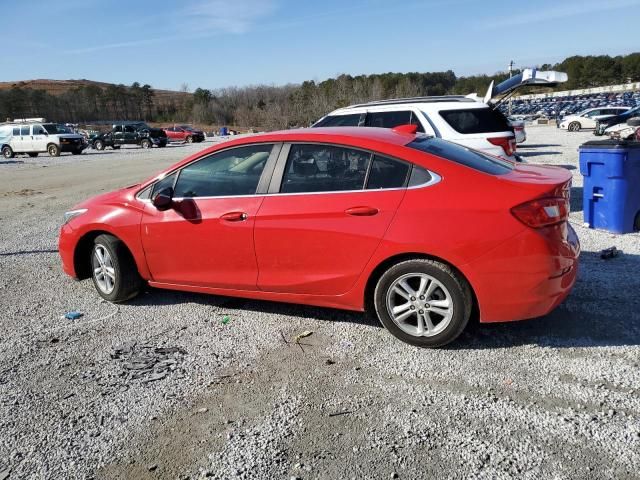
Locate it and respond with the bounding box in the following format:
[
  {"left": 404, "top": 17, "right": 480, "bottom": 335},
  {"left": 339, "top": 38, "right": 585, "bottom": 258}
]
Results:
[
  {"left": 511, "top": 197, "right": 569, "bottom": 228},
  {"left": 488, "top": 136, "right": 516, "bottom": 156}
]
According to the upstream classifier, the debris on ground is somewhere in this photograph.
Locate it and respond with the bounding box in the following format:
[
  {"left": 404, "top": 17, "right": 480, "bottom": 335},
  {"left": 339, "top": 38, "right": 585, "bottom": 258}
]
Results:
[
  {"left": 110, "top": 342, "right": 186, "bottom": 384},
  {"left": 293, "top": 330, "right": 313, "bottom": 343},
  {"left": 600, "top": 246, "right": 619, "bottom": 260},
  {"left": 220, "top": 315, "right": 231, "bottom": 325},
  {"left": 325, "top": 359, "right": 336, "bottom": 365},
  {"left": 63, "top": 311, "right": 83, "bottom": 320}
]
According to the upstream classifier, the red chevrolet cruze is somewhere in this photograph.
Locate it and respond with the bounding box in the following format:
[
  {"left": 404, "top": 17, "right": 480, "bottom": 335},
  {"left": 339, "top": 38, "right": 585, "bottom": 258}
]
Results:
[{"left": 59, "top": 127, "right": 579, "bottom": 347}]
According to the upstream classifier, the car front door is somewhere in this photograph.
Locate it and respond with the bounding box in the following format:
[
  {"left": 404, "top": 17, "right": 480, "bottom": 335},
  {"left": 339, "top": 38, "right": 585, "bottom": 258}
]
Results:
[
  {"left": 124, "top": 125, "right": 137, "bottom": 145},
  {"left": 254, "top": 143, "right": 408, "bottom": 296},
  {"left": 140, "top": 143, "right": 279, "bottom": 289},
  {"left": 31, "top": 124, "right": 48, "bottom": 151},
  {"left": 112, "top": 125, "right": 124, "bottom": 145}
]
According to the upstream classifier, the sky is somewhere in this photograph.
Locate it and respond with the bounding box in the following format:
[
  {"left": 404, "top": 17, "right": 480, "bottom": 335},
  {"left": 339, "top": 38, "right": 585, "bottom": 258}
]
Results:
[{"left": 2, "top": 0, "right": 640, "bottom": 91}]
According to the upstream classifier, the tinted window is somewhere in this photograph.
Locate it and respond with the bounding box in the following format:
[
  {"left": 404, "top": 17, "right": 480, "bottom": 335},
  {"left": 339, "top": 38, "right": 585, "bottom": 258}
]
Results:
[
  {"left": 438, "top": 108, "right": 511, "bottom": 134},
  {"left": 33, "top": 125, "right": 46, "bottom": 135},
  {"left": 408, "top": 166, "right": 433, "bottom": 186},
  {"left": 366, "top": 155, "right": 410, "bottom": 189},
  {"left": 407, "top": 136, "right": 514, "bottom": 175},
  {"left": 125, "top": 125, "right": 136, "bottom": 133},
  {"left": 174, "top": 144, "right": 272, "bottom": 198},
  {"left": 113, "top": 125, "right": 122, "bottom": 133},
  {"left": 20, "top": 126, "right": 30, "bottom": 135},
  {"left": 152, "top": 172, "right": 178, "bottom": 197},
  {"left": 12, "top": 128, "right": 19, "bottom": 135},
  {"left": 280, "top": 144, "right": 370, "bottom": 193},
  {"left": 366, "top": 111, "right": 411, "bottom": 128},
  {"left": 314, "top": 114, "right": 361, "bottom": 127}
]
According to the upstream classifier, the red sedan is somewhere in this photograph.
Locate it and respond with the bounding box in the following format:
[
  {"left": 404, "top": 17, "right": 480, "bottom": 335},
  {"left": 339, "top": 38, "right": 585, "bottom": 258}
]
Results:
[{"left": 58, "top": 127, "right": 579, "bottom": 347}]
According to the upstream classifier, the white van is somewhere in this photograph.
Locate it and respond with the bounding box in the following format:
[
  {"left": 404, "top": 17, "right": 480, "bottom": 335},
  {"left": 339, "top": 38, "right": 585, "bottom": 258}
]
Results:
[{"left": 0, "top": 121, "right": 86, "bottom": 158}]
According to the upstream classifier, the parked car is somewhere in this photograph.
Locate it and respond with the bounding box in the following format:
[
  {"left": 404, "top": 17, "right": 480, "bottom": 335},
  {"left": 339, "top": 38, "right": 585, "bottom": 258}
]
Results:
[
  {"left": 91, "top": 122, "right": 167, "bottom": 150},
  {"left": 559, "top": 107, "right": 630, "bottom": 131},
  {"left": 0, "top": 120, "right": 86, "bottom": 158},
  {"left": 594, "top": 106, "right": 640, "bottom": 135},
  {"left": 163, "top": 125, "right": 206, "bottom": 143},
  {"left": 508, "top": 117, "right": 527, "bottom": 143},
  {"left": 313, "top": 68, "right": 566, "bottom": 162},
  {"left": 59, "top": 126, "right": 579, "bottom": 348}
]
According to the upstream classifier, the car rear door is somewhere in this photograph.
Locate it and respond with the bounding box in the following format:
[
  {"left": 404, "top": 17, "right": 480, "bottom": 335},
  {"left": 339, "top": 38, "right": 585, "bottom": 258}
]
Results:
[
  {"left": 253, "top": 143, "right": 408, "bottom": 296},
  {"left": 12, "top": 126, "right": 31, "bottom": 152},
  {"left": 140, "top": 143, "right": 279, "bottom": 289}
]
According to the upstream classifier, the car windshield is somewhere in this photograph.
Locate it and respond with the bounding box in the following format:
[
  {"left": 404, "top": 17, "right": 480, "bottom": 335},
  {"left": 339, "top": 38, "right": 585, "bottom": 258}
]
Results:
[
  {"left": 43, "top": 124, "right": 61, "bottom": 134},
  {"left": 56, "top": 124, "right": 74, "bottom": 133},
  {"left": 407, "top": 135, "right": 514, "bottom": 175},
  {"left": 180, "top": 125, "right": 196, "bottom": 131},
  {"left": 132, "top": 123, "right": 150, "bottom": 130}
]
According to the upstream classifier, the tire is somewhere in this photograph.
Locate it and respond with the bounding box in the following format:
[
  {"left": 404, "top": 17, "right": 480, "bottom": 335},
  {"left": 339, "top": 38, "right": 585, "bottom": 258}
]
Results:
[
  {"left": 94, "top": 140, "right": 105, "bottom": 151},
  {"left": 90, "top": 234, "right": 143, "bottom": 302},
  {"left": 47, "top": 144, "right": 60, "bottom": 157},
  {"left": 627, "top": 117, "right": 640, "bottom": 127},
  {"left": 2, "top": 145, "right": 15, "bottom": 159},
  {"left": 373, "top": 259, "right": 472, "bottom": 348},
  {"left": 28, "top": 152, "right": 38, "bottom": 158},
  {"left": 186, "top": 135, "right": 193, "bottom": 143},
  {"left": 140, "top": 139, "right": 151, "bottom": 149},
  {"left": 112, "top": 145, "right": 121, "bottom": 150},
  {"left": 568, "top": 122, "right": 581, "bottom": 132}
]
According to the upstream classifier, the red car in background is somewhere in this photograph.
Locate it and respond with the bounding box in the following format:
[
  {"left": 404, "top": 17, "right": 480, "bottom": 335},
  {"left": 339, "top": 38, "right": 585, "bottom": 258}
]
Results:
[
  {"left": 58, "top": 127, "right": 579, "bottom": 347},
  {"left": 163, "top": 125, "right": 205, "bottom": 143}
]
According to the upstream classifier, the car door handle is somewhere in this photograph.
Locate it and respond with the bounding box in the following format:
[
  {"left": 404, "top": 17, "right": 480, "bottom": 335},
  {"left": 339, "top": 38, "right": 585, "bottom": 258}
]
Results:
[
  {"left": 221, "top": 211, "right": 248, "bottom": 222},
  {"left": 345, "top": 206, "right": 379, "bottom": 216}
]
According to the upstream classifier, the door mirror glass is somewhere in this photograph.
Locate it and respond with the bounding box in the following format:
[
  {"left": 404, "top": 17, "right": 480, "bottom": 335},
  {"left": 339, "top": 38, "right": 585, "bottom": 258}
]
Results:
[{"left": 152, "top": 186, "right": 174, "bottom": 211}]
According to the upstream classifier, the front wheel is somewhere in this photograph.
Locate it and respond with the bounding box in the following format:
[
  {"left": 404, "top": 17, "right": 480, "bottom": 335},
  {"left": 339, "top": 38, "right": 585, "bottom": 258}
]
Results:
[
  {"left": 186, "top": 135, "right": 193, "bottom": 143},
  {"left": 91, "top": 234, "right": 143, "bottom": 302},
  {"left": 568, "top": 122, "right": 581, "bottom": 132},
  {"left": 47, "top": 144, "right": 60, "bottom": 157},
  {"left": 373, "top": 259, "right": 472, "bottom": 348},
  {"left": 140, "top": 139, "right": 151, "bottom": 149}
]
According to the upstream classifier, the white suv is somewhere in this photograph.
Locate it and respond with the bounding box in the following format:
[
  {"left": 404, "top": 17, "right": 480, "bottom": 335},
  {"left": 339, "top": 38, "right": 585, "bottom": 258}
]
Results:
[
  {"left": 314, "top": 97, "right": 519, "bottom": 160},
  {"left": 0, "top": 120, "right": 86, "bottom": 158},
  {"left": 313, "top": 68, "right": 567, "bottom": 162}
]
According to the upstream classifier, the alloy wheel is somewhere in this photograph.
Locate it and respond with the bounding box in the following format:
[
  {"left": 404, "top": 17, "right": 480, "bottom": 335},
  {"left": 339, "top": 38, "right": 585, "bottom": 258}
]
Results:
[
  {"left": 385, "top": 273, "right": 454, "bottom": 337},
  {"left": 92, "top": 244, "right": 116, "bottom": 294}
]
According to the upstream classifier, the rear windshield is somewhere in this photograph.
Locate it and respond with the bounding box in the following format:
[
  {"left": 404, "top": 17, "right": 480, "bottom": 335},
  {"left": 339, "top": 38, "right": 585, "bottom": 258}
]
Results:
[
  {"left": 313, "top": 114, "right": 361, "bottom": 127},
  {"left": 438, "top": 108, "right": 511, "bottom": 134},
  {"left": 407, "top": 136, "right": 514, "bottom": 175}
]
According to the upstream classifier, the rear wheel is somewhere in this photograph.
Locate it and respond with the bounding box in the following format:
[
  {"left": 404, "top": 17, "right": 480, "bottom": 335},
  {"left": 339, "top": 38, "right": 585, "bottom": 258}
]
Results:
[
  {"left": 94, "top": 140, "right": 105, "bottom": 151},
  {"left": 374, "top": 259, "right": 472, "bottom": 348},
  {"left": 2, "top": 146, "right": 15, "bottom": 159},
  {"left": 91, "top": 234, "right": 143, "bottom": 302},
  {"left": 28, "top": 152, "right": 38, "bottom": 158},
  {"left": 47, "top": 144, "right": 60, "bottom": 157},
  {"left": 568, "top": 122, "right": 581, "bottom": 132},
  {"left": 140, "top": 139, "right": 151, "bottom": 149},
  {"left": 186, "top": 135, "right": 193, "bottom": 143}
]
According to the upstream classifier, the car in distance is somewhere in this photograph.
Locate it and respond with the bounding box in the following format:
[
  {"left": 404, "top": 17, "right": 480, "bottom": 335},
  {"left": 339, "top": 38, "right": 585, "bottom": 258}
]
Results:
[
  {"left": 594, "top": 106, "right": 640, "bottom": 136},
  {"left": 0, "top": 120, "right": 86, "bottom": 158},
  {"left": 59, "top": 126, "right": 579, "bottom": 348},
  {"left": 559, "top": 106, "right": 630, "bottom": 131},
  {"left": 91, "top": 122, "right": 168, "bottom": 150},
  {"left": 163, "top": 125, "right": 206, "bottom": 143}
]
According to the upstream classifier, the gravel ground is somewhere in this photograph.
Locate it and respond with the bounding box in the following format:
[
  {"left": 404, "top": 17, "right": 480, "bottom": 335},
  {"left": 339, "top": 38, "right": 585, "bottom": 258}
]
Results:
[{"left": 0, "top": 128, "right": 639, "bottom": 480}]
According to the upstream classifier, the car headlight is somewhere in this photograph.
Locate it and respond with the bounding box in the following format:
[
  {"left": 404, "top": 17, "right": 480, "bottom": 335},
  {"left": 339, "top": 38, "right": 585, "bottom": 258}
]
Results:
[{"left": 63, "top": 208, "right": 87, "bottom": 225}]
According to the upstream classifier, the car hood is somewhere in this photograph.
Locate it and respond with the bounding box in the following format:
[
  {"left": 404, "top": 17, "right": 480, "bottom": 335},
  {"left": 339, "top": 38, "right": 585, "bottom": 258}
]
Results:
[
  {"left": 72, "top": 183, "right": 140, "bottom": 210},
  {"left": 58, "top": 134, "right": 85, "bottom": 139}
]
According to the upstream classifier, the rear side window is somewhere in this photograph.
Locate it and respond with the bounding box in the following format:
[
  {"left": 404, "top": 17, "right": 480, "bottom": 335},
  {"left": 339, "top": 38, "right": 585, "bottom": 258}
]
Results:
[
  {"left": 366, "top": 110, "right": 424, "bottom": 132},
  {"left": 281, "top": 144, "right": 370, "bottom": 193},
  {"left": 313, "top": 114, "right": 361, "bottom": 127},
  {"left": 366, "top": 155, "right": 410, "bottom": 189},
  {"left": 407, "top": 136, "right": 514, "bottom": 175},
  {"left": 439, "top": 108, "right": 511, "bottom": 134},
  {"left": 12, "top": 127, "right": 19, "bottom": 135},
  {"left": 20, "top": 126, "right": 30, "bottom": 135}
]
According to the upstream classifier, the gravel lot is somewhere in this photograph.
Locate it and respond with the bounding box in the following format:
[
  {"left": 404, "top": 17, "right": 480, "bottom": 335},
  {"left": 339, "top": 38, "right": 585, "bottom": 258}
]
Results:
[{"left": 1, "top": 128, "right": 639, "bottom": 480}]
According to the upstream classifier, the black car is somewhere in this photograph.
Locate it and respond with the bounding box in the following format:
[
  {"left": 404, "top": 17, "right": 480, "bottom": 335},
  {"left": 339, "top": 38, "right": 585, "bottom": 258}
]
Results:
[
  {"left": 595, "top": 106, "right": 640, "bottom": 136},
  {"left": 91, "top": 122, "right": 168, "bottom": 150}
]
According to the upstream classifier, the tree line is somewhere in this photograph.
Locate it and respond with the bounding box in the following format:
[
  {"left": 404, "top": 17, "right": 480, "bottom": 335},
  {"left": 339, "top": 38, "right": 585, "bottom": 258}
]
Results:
[{"left": 1, "top": 53, "right": 639, "bottom": 130}]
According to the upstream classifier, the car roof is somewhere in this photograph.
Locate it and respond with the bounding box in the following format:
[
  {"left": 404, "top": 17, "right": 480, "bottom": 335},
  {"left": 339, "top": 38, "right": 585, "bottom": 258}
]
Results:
[
  {"left": 238, "top": 127, "right": 417, "bottom": 146},
  {"left": 329, "top": 100, "right": 488, "bottom": 115}
]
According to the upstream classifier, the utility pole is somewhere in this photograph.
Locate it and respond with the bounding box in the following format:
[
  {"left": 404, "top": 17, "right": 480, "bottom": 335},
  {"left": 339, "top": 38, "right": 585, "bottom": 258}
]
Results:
[{"left": 508, "top": 60, "right": 514, "bottom": 116}]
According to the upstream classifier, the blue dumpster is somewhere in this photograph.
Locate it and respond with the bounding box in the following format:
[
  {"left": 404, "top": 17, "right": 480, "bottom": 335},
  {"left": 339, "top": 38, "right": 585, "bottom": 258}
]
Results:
[{"left": 579, "top": 140, "right": 640, "bottom": 234}]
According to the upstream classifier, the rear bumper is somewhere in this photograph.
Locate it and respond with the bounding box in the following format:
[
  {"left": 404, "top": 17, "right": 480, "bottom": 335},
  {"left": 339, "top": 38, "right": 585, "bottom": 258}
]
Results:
[{"left": 465, "top": 222, "right": 580, "bottom": 323}]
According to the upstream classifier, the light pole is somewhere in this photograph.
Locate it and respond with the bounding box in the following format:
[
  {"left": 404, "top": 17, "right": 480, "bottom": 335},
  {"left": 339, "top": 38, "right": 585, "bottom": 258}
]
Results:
[{"left": 508, "top": 60, "right": 514, "bottom": 116}]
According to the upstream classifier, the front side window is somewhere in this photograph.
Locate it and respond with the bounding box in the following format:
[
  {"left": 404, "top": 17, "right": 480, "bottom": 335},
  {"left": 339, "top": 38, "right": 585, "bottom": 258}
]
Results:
[
  {"left": 152, "top": 172, "right": 178, "bottom": 197},
  {"left": 174, "top": 144, "right": 272, "bottom": 198},
  {"left": 113, "top": 126, "right": 122, "bottom": 133},
  {"left": 313, "top": 114, "right": 361, "bottom": 127},
  {"left": 280, "top": 144, "right": 371, "bottom": 193},
  {"left": 43, "top": 124, "right": 59, "bottom": 134},
  {"left": 33, "top": 125, "right": 46, "bottom": 135}
]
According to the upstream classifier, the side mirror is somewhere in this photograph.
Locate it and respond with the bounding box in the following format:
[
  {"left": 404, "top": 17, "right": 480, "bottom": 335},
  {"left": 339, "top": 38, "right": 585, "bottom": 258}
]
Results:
[{"left": 152, "top": 187, "right": 174, "bottom": 211}]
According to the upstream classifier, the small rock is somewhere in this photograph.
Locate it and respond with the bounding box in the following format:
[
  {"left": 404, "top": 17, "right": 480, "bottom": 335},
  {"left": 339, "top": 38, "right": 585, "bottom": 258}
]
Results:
[
  {"left": 391, "top": 473, "right": 399, "bottom": 479},
  {"left": 148, "top": 464, "right": 158, "bottom": 471},
  {"left": 197, "top": 408, "right": 208, "bottom": 414}
]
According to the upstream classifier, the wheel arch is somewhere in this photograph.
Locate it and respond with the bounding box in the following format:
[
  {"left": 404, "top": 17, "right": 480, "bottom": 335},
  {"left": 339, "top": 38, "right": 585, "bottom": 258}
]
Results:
[
  {"left": 73, "top": 230, "right": 142, "bottom": 280},
  {"left": 363, "top": 252, "right": 480, "bottom": 322}
]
